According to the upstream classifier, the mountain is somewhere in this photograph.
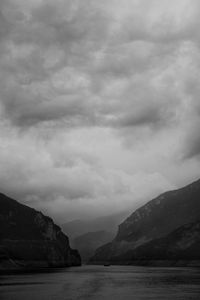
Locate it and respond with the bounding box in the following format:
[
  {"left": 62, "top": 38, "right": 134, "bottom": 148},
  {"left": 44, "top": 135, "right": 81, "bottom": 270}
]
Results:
[
  {"left": 73, "top": 231, "right": 114, "bottom": 262},
  {"left": 126, "top": 220, "right": 200, "bottom": 265},
  {"left": 90, "top": 179, "right": 200, "bottom": 265},
  {"left": 92, "top": 221, "right": 200, "bottom": 266},
  {"left": 61, "top": 211, "right": 129, "bottom": 239},
  {"left": 0, "top": 193, "right": 81, "bottom": 271}
]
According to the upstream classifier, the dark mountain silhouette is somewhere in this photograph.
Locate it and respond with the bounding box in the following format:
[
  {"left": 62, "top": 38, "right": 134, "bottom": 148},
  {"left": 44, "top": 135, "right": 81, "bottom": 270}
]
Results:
[
  {"left": 90, "top": 179, "right": 200, "bottom": 266},
  {"left": 0, "top": 193, "right": 81, "bottom": 271}
]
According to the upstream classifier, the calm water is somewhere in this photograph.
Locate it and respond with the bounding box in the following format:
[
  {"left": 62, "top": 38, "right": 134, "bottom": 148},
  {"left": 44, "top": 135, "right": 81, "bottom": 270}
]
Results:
[{"left": 0, "top": 265, "right": 200, "bottom": 300}]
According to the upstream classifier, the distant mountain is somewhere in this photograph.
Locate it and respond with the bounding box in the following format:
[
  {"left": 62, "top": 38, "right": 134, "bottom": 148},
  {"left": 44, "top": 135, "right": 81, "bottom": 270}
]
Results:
[
  {"left": 90, "top": 179, "right": 200, "bottom": 266},
  {"left": 0, "top": 193, "right": 81, "bottom": 271},
  {"left": 73, "top": 231, "right": 114, "bottom": 262},
  {"left": 61, "top": 211, "right": 129, "bottom": 239}
]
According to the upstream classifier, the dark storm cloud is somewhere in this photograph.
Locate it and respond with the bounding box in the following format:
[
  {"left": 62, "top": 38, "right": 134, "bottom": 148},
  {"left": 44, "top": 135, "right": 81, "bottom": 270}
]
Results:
[
  {"left": 2, "top": 91, "right": 95, "bottom": 127},
  {"left": 117, "top": 106, "right": 162, "bottom": 128},
  {"left": 0, "top": 0, "right": 195, "bottom": 132},
  {"left": 0, "top": 0, "right": 112, "bottom": 128},
  {"left": 0, "top": 11, "right": 11, "bottom": 40}
]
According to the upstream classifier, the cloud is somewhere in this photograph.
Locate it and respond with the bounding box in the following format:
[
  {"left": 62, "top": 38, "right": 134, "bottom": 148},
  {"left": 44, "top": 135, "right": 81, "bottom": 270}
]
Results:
[
  {"left": 0, "top": 0, "right": 200, "bottom": 221},
  {"left": 0, "top": 125, "right": 174, "bottom": 221},
  {"left": 0, "top": 0, "right": 198, "bottom": 131}
]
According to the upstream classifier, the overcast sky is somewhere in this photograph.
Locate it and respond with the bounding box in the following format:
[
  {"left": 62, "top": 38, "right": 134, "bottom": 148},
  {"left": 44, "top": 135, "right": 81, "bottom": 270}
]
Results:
[{"left": 0, "top": 0, "right": 200, "bottom": 223}]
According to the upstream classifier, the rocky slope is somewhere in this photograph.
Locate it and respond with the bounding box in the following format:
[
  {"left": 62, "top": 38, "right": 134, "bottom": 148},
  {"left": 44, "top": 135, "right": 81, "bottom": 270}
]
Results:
[
  {"left": 90, "top": 179, "right": 200, "bottom": 265},
  {"left": 94, "top": 221, "right": 200, "bottom": 266},
  {"left": 0, "top": 193, "right": 81, "bottom": 271}
]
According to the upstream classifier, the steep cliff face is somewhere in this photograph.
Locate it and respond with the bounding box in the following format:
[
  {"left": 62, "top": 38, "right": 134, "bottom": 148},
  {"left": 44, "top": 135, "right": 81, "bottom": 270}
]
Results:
[
  {"left": 0, "top": 193, "right": 81, "bottom": 271},
  {"left": 90, "top": 179, "right": 200, "bottom": 264}
]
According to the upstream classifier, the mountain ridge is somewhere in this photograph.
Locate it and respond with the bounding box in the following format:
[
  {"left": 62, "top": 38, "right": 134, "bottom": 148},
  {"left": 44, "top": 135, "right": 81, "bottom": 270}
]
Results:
[
  {"left": 0, "top": 192, "right": 81, "bottom": 271},
  {"left": 90, "top": 178, "right": 200, "bottom": 265}
]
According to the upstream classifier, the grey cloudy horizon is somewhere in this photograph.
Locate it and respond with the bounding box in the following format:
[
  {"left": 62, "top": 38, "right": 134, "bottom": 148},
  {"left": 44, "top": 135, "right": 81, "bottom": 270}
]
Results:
[{"left": 0, "top": 0, "right": 200, "bottom": 223}]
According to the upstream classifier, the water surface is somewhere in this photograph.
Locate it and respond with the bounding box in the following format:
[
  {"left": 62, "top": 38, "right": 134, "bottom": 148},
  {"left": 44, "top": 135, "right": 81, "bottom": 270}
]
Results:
[{"left": 0, "top": 265, "right": 200, "bottom": 300}]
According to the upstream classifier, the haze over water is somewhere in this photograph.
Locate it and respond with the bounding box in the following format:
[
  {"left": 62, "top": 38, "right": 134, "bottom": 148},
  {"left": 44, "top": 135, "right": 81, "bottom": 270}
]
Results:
[{"left": 0, "top": 266, "right": 200, "bottom": 300}]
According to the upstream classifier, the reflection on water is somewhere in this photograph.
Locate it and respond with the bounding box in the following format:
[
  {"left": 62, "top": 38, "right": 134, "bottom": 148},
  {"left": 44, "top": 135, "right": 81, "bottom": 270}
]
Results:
[{"left": 0, "top": 265, "right": 200, "bottom": 300}]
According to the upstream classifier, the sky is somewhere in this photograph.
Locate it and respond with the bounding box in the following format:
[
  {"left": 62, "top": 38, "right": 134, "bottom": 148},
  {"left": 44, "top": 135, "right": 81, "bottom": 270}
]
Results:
[{"left": 0, "top": 0, "right": 200, "bottom": 223}]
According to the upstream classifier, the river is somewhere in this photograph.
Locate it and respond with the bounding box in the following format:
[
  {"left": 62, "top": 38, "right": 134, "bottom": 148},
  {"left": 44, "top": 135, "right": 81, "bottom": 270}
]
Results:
[{"left": 0, "top": 265, "right": 200, "bottom": 299}]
